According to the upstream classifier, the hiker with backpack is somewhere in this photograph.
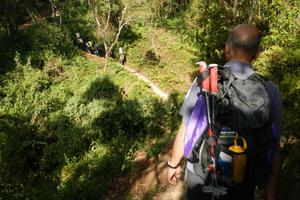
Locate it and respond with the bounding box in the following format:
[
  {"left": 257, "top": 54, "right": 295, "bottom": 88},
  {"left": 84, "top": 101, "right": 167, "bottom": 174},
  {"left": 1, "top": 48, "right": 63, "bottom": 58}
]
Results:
[
  {"left": 167, "top": 24, "right": 282, "bottom": 200},
  {"left": 119, "top": 47, "right": 126, "bottom": 65}
]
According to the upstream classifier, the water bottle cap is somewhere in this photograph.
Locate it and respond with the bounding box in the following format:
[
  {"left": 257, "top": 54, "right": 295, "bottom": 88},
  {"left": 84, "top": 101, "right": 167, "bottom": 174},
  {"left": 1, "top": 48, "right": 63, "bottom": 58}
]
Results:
[
  {"left": 229, "top": 137, "right": 247, "bottom": 153},
  {"left": 229, "top": 145, "right": 245, "bottom": 153}
]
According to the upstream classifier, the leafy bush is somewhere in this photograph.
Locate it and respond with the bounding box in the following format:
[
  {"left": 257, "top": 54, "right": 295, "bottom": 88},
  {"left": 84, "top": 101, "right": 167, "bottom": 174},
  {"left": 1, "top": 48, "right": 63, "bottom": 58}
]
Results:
[
  {"left": 0, "top": 22, "right": 77, "bottom": 73},
  {"left": 22, "top": 23, "right": 78, "bottom": 61},
  {"left": 0, "top": 53, "right": 182, "bottom": 199}
]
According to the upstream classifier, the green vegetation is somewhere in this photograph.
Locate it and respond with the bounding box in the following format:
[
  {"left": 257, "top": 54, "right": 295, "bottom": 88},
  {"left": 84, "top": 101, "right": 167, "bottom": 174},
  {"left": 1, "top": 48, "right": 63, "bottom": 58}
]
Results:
[
  {"left": 0, "top": 0, "right": 299, "bottom": 199},
  {"left": 0, "top": 41, "right": 181, "bottom": 199},
  {"left": 126, "top": 25, "right": 198, "bottom": 93}
]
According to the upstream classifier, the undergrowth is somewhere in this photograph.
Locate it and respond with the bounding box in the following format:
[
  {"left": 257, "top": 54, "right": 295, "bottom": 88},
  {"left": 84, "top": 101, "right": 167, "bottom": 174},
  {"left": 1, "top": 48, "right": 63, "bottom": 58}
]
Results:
[
  {"left": 0, "top": 49, "right": 182, "bottom": 199},
  {"left": 125, "top": 25, "right": 199, "bottom": 94}
]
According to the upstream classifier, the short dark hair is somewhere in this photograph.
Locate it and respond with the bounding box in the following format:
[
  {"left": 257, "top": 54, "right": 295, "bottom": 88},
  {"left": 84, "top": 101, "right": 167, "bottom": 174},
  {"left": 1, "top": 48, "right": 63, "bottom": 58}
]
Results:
[{"left": 227, "top": 28, "right": 261, "bottom": 57}]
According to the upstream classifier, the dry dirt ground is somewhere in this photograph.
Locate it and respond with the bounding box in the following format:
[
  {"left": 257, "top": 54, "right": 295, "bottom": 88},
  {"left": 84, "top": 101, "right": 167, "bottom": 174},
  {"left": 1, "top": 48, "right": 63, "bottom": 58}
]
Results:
[
  {"left": 103, "top": 146, "right": 266, "bottom": 200},
  {"left": 103, "top": 143, "right": 187, "bottom": 200}
]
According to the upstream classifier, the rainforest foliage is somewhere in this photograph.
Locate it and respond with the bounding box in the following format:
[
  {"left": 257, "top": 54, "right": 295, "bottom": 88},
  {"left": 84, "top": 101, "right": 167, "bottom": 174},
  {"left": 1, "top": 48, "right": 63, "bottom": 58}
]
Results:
[{"left": 0, "top": 0, "right": 299, "bottom": 199}]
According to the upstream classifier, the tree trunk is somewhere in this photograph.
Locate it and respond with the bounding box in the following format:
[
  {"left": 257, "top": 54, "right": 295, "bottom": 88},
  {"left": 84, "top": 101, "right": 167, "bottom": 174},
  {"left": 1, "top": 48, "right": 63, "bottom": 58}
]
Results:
[
  {"left": 104, "top": 52, "right": 109, "bottom": 71},
  {"left": 218, "top": 0, "right": 228, "bottom": 18},
  {"left": 233, "top": 0, "right": 238, "bottom": 23},
  {"left": 151, "top": 38, "right": 159, "bottom": 60},
  {"left": 4, "top": 2, "right": 11, "bottom": 41},
  {"left": 59, "top": 11, "right": 62, "bottom": 25},
  {"left": 248, "top": 0, "right": 258, "bottom": 23}
]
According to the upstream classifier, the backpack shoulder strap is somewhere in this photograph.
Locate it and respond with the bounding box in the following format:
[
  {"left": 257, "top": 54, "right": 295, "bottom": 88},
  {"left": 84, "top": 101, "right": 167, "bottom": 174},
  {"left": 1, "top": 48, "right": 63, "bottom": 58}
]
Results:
[
  {"left": 218, "top": 66, "right": 236, "bottom": 98},
  {"left": 218, "top": 66, "right": 233, "bottom": 78},
  {"left": 196, "top": 70, "right": 210, "bottom": 85},
  {"left": 248, "top": 73, "right": 268, "bottom": 83}
]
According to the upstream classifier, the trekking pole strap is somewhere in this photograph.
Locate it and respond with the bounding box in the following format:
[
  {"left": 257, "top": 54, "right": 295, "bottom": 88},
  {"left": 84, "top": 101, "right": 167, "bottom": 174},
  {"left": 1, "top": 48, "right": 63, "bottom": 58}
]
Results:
[{"left": 197, "top": 70, "right": 210, "bottom": 83}]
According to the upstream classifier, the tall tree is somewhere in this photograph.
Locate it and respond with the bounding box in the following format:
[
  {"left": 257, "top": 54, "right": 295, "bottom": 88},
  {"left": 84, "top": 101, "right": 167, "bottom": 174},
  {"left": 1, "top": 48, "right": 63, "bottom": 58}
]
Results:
[
  {"left": 48, "top": 0, "right": 62, "bottom": 24},
  {"left": 88, "top": 0, "right": 132, "bottom": 70}
]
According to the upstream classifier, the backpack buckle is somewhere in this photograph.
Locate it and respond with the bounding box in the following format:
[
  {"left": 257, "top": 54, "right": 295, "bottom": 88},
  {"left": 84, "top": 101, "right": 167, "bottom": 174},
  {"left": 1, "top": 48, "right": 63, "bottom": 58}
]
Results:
[{"left": 202, "top": 185, "right": 228, "bottom": 196}]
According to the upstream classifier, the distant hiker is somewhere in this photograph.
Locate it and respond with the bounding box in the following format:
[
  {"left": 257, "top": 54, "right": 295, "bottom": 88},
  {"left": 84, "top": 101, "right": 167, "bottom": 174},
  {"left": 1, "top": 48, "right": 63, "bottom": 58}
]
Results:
[
  {"left": 119, "top": 47, "right": 125, "bottom": 65},
  {"left": 85, "top": 41, "right": 92, "bottom": 54},
  {"left": 93, "top": 44, "right": 100, "bottom": 56},
  {"left": 167, "top": 24, "right": 282, "bottom": 200},
  {"left": 75, "top": 32, "right": 84, "bottom": 50},
  {"left": 87, "top": 41, "right": 93, "bottom": 49}
]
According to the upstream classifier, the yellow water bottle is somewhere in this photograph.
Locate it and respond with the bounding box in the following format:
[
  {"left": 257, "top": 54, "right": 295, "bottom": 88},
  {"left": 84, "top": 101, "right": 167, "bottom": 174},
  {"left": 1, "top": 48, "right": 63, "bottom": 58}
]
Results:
[{"left": 229, "top": 137, "right": 247, "bottom": 184}]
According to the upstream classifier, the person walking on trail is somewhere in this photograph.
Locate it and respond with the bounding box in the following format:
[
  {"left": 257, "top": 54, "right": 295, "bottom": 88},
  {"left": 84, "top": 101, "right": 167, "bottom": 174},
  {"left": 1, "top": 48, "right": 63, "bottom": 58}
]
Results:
[
  {"left": 75, "top": 32, "right": 90, "bottom": 53},
  {"left": 119, "top": 47, "right": 125, "bottom": 65},
  {"left": 75, "top": 32, "right": 84, "bottom": 50},
  {"left": 167, "top": 24, "right": 282, "bottom": 200}
]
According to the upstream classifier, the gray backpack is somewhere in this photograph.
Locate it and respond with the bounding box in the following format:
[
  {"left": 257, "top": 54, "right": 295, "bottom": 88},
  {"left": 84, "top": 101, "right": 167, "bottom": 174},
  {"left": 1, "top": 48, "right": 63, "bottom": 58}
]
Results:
[
  {"left": 191, "top": 66, "right": 273, "bottom": 188},
  {"left": 216, "top": 67, "right": 271, "bottom": 134}
]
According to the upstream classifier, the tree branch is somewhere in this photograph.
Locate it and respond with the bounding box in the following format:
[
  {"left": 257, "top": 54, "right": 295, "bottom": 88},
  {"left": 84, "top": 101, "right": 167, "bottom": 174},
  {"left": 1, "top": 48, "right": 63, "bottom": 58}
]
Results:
[
  {"left": 89, "top": 0, "right": 102, "bottom": 34},
  {"left": 233, "top": 0, "right": 238, "bottom": 22},
  {"left": 47, "top": 0, "right": 63, "bottom": 24},
  {"left": 14, "top": 0, "right": 35, "bottom": 22},
  {"left": 48, "top": 0, "right": 58, "bottom": 10},
  {"left": 218, "top": 0, "right": 229, "bottom": 18},
  {"left": 89, "top": 1, "right": 131, "bottom": 70},
  {"left": 248, "top": 0, "right": 258, "bottom": 23},
  {"left": 105, "top": 1, "right": 112, "bottom": 32}
]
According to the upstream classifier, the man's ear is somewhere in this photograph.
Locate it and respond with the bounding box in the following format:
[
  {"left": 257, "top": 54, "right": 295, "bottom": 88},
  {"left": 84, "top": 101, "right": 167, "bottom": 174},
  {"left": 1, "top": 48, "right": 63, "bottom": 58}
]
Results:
[{"left": 225, "top": 43, "right": 231, "bottom": 61}]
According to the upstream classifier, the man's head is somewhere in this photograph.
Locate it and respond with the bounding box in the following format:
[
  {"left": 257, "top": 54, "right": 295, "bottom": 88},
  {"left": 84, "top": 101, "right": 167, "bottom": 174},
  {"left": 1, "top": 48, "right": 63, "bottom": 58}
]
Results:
[{"left": 225, "top": 24, "right": 261, "bottom": 63}]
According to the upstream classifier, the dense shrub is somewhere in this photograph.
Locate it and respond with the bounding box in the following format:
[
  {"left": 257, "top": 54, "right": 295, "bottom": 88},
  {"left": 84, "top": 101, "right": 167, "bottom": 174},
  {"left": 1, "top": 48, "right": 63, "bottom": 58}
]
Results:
[
  {"left": 22, "top": 23, "right": 77, "bottom": 61},
  {"left": 0, "top": 22, "right": 77, "bottom": 73},
  {"left": 0, "top": 54, "right": 182, "bottom": 199}
]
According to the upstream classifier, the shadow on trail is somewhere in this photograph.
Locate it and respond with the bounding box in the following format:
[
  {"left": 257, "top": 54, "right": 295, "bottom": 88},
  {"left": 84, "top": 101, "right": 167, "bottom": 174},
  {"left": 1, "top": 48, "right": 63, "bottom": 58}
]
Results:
[{"left": 56, "top": 76, "right": 182, "bottom": 199}]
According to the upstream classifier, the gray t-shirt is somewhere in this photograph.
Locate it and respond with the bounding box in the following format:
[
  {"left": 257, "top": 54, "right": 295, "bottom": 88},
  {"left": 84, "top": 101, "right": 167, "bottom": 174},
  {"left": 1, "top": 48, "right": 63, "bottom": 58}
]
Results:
[{"left": 180, "top": 60, "right": 282, "bottom": 136}]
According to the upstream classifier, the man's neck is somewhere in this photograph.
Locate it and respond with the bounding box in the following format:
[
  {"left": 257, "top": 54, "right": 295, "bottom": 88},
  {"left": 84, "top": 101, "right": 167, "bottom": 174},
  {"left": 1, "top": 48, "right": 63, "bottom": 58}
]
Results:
[
  {"left": 229, "top": 59, "right": 252, "bottom": 66},
  {"left": 230, "top": 54, "right": 253, "bottom": 64}
]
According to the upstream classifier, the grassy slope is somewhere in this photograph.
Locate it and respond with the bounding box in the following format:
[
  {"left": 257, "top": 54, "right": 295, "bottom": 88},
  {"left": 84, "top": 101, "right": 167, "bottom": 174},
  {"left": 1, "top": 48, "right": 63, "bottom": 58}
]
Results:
[
  {"left": 0, "top": 54, "right": 173, "bottom": 199},
  {"left": 126, "top": 25, "right": 199, "bottom": 94},
  {"left": 0, "top": 21, "right": 198, "bottom": 200}
]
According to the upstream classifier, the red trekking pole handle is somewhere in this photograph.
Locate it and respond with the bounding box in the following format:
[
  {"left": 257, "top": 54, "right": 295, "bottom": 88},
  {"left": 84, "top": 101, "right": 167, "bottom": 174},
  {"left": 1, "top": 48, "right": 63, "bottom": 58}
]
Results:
[
  {"left": 209, "top": 64, "right": 218, "bottom": 96},
  {"left": 197, "top": 61, "right": 212, "bottom": 125}
]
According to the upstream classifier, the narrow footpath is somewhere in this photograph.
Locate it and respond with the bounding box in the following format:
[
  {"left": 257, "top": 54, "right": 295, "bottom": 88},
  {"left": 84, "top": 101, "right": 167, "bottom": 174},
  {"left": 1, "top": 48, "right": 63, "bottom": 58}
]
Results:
[
  {"left": 81, "top": 52, "right": 169, "bottom": 101},
  {"left": 81, "top": 52, "right": 185, "bottom": 200},
  {"left": 122, "top": 64, "right": 169, "bottom": 101}
]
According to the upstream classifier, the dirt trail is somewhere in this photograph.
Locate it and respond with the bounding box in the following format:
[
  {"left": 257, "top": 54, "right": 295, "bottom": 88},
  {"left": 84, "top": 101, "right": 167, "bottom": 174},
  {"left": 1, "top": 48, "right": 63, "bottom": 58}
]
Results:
[
  {"left": 122, "top": 64, "right": 169, "bottom": 101},
  {"left": 81, "top": 52, "right": 169, "bottom": 101},
  {"left": 82, "top": 52, "right": 185, "bottom": 199},
  {"left": 104, "top": 144, "right": 186, "bottom": 200}
]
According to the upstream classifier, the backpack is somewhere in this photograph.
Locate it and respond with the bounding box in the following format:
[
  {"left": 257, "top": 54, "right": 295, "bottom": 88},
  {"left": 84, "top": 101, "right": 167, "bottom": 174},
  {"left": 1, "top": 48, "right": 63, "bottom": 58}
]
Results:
[
  {"left": 189, "top": 65, "right": 273, "bottom": 191},
  {"left": 216, "top": 67, "right": 271, "bottom": 134}
]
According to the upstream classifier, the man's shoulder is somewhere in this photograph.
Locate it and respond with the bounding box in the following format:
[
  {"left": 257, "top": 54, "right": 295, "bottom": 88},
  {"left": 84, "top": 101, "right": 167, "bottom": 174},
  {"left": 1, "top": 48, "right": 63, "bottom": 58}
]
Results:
[
  {"left": 184, "top": 78, "right": 198, "bottom": 99},
  {"left": 179, "top": 78, "right": 199, "bottom": 124},
  {"left": 264, "top": 79, "right": 281, "bottom": 100}
]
